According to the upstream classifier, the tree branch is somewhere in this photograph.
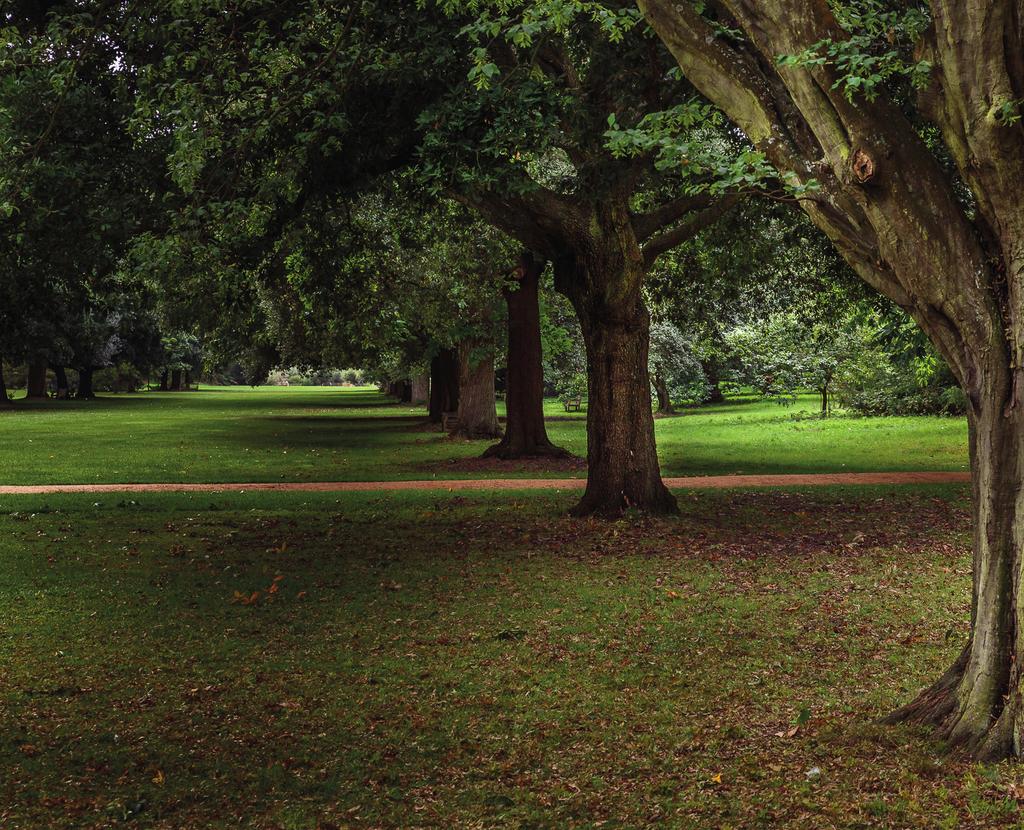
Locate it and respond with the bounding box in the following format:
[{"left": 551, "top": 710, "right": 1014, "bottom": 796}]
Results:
[
  {"left": 452, "top": 182, "right": 583, "bottom": 257},
  {"left": 632, "top": 192, "right": 715, "bottom": 241},
  {"left": 642, "top": 195, "right": 741, "bottom": 266}
]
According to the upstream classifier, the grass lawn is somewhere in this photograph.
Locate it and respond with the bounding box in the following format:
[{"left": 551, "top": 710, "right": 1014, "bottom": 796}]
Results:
[
  {"left": 3, "top": 485, "right": 1022, "bottom": 828},
  {"left": 0, "top": 386, "right": 968, "bottom": 485}
]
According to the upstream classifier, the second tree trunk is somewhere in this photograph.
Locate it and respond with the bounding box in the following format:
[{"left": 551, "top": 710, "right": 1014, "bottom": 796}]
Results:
[
  {"left": 411, "top": 373, "right": 429, "bottom": 407},
  {"left": 484, "top": 252, "right": 568, "bottom": 459},
  {"left": 428, "top": 349, "right": 460, "bottom": 423},
  {"left": 77, "top": 368, "right": 95, "bottom": 399},
  {"left": 453, "top": 341, "right": 502, "bottom": 439},
  {"left": 654, "top": 373, "right": 675, "bottom": 415},
  {"left": 26, "top": 360, "right": 47, "bottom": 399}
]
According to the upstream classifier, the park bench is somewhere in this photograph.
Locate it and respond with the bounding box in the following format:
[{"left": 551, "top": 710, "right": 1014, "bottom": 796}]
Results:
[
  {"left": 563, "top": 397, "right": 583, "bottom": 412},
  {"left": 441, "top": 412, "right": 460, "bottom": 432}
]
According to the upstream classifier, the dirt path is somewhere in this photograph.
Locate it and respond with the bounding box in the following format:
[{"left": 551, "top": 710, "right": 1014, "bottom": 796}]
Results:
[{"left": 0, "top": 471, "right": 970, "bottom": 495}]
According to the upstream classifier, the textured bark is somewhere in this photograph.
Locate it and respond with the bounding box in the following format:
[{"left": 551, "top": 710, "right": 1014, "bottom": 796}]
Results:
[
  {"left": 484, "top": 252, "right": 570, "bottom": 459},
  {"left": 0, "top": 357, "right": 9, "bottom": 403},
  {"left": 640, "top": 0, "right": 1024, "bottom": 757},
  {"left": 25, "top": 361, "right": 47, "bottom": 399},
  {"left": 554, "top": 209, "right": 678, "bottom": 517},
  {"left": 886, "top": 388, "right": 1023, "bottom": 759},
  {"left": 654, "top": 372, "right": 675, "bottom": 415},
  {"left": 411, "top": 373, "right": 429, "bottom": 407},
  {"left": 77, "top": 368, "right": 95, "bottom": 400},
  {"left": 454, "top": 341, "right": 502, "bottom": 439},
  {"left": 170, "top": 369, "right": 182, "bottom": 391},
  {"left": 428, "top": 349, "right": 459, "bottom": 423},
  {"left": 569, "top": 291, "right": 676, "bottom": 516}
]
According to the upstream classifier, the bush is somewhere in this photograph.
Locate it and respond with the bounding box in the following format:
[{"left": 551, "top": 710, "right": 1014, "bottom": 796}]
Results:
[{"left": 834, "top": 346, "right": 966, "bottom": 416}]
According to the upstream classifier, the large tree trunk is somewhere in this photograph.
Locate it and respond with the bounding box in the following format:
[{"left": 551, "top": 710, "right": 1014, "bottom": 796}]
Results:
[
  {"left": 0, "top": 357, "right": 9, "bottom": 404},
  {"left": 654, "top": 372, "right": 675, "bottom": 415},
  {"left": 159, "top": 369, "right": 168, "bottom": 391},
  {"left": 411, "top": 373, "right": 429, "bottom": 407},
  {"left": 484, "top": 252, "right": 569, "bottom": 459},
  {"left": 557, "top": 241, "right": 676, "bottom": 517},
  {"left": 546, "top": 206, "right": 676, "bottom": 517},
  {"left": 453, "top": 341, "right": 502, "bottom": 439},
  {"left": 77, "top": 368, "right": 95, "bottom": 400},
  {"left": 639, "top": 0, "right": 1024, "bottom": 758},
  {"left": 26, "top": 360, "right": 47, "bottom": 399},
  {"left": 171, "top": 369, "right": 182, "bottom": 391},
  {"left": 428, "top": 348, "right": 459, "bottom": 423},
  {"left": 886, "top": 385, "right": 1024, "bottom": 759},
  {"left": 572, "top": 298, "right": 676, "bottom": 516}
]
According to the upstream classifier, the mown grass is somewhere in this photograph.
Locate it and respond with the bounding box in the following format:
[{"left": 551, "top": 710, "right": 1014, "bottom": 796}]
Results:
[
  {"left": 0, "top": 386, "right": 967, "bottom": 485},
  {"left": 5, "top": 485, "right": 1024, "bottom": 829}
]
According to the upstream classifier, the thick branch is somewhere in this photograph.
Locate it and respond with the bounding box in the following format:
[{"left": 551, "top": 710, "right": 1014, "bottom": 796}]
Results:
[
  {"left": 454, "top": 182, "right": 584, "bottom": 257},
  {"left": 632, "top": 192, "right": 715, "bottom": 241},
  {"left": 642, "top": 195, "right": 740, "bottom": 265}
]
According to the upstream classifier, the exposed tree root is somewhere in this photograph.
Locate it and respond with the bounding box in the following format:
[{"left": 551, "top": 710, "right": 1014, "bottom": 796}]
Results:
[
  {"left": 883, "top": 644, "right": 1020, "bottom": 761},
  {"left": 480, "top": 439, "right": 573, "bottom": 460}
]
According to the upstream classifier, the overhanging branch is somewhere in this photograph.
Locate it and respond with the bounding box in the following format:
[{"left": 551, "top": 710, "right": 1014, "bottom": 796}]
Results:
[{"left": 642, "top": 195, "right": 740, "bottom": 266}]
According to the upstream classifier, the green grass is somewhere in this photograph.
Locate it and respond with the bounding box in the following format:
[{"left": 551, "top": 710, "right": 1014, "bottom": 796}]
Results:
[
  {"left": 4, "top": 485, "right": 1022, "bottom": 828},
  {"left": 0, "top": 386, "right": 968, "bottom": 485}
]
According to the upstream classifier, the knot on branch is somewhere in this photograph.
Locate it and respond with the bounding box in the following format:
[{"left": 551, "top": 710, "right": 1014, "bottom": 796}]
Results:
[{"left": 851, "top": 148, "right": 876, "bottom": 184}]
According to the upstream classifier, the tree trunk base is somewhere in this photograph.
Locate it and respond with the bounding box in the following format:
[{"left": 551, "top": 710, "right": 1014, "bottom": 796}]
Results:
[
  {"left": 883, "top": 644, "right": 1020, "bottom": 760},
  {"left": 569, "top": 479, "right": 678, "bottom": 518},
  {"left": 451, "top": 425, "right": 504, "bottom": 441},
  {"left": 481, "top": 438, "right": 573, "bottom": 460}
]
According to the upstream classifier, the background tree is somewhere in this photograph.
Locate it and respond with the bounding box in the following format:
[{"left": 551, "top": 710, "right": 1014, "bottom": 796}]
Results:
[
  {"left": 1, "top": 7, "right": 166, "bottom": 400},
  {"left": 648, "top": 321, "right": 708, "bottom": 414}
]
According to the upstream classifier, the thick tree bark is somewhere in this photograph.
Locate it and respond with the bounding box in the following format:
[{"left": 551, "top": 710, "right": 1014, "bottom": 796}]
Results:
[
  {"left": 453, "top": 341, "right": 502, "bottom": 439},
  {"left": 53, "top": 366, "right": 69, "bottom": 399},
  {"left": 0, "top": 357, "right": 9, "bottom": 404},
  {"left": 26, "top": 361, "right": 47, "bottom": 399},
  {"left": 886, "top": 385, "right": 1024, "bottom": 760},
  {"left": 77, "top": 368, "right": 95, "bottom": 399},
  {"left": 654, "top": 372, "right": 675, "bottom": 415},
  {"left": 639, "top": 0, "right": 1024, "bottom": 757},
  {"left": 569, "top": 293, "right": 676, "bottom": 516},
  {"left": 171, "top": 369, "right": 182, "bottom": 391},
  {"left": 540, "top": 202, "right": 678, "bottom": 517},
  {"left": 484, "top": 252, "right": 570, "bottom": 459},
  {"left": 411, "top": 373, "right": 429, "bottom": 406},
  {"left": 428, "top": 348, "right": 459, "bottom": 423}
]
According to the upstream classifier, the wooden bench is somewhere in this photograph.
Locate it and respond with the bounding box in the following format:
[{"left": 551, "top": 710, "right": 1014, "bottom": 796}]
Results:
[{"left": 563, "top": 398, "right": 583, "bottom": 412}]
